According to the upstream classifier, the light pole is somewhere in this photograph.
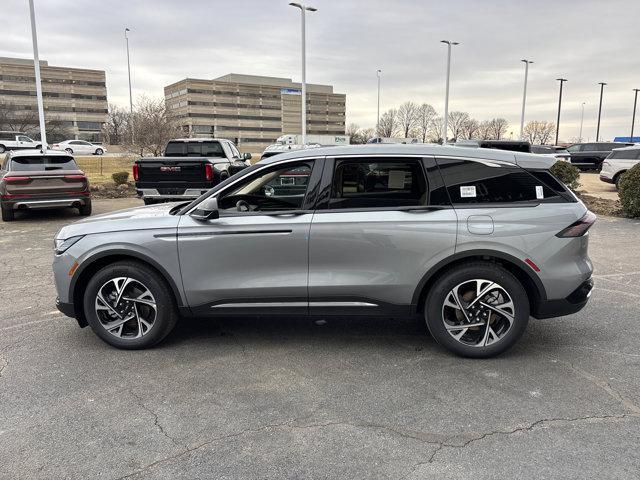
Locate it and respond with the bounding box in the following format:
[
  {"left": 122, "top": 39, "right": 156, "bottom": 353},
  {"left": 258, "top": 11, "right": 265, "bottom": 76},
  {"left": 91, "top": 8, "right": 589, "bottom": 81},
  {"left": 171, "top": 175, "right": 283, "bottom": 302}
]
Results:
[
  {"left": 596, "top": 82, "right": 606, "bottom": 142},
  {"left": 376, "top": 69, "right": 382, "bottom": 135},
  {"left": 289, "top": 2, "right": 317, "bottom": 145},
  {"left": 555, "top": 78, "right": 567, "bottom": 145},
  {"left": 520, "top": 59, "right": 533, "bottom": 140},
  {"left": 441, "top": 40, "right": 459, "bottom": 144},
  {"left": 125, "top": 28, "right": 133, "bottom": 114},
  {"left": 630, "top": 89, "right": 639, "bottom": 141},
  {"left": 579, "top": 102, "right": 585, "bottom": 142},
  {"left": 28, "top": 0, "right": 46, "bottom": 150}
]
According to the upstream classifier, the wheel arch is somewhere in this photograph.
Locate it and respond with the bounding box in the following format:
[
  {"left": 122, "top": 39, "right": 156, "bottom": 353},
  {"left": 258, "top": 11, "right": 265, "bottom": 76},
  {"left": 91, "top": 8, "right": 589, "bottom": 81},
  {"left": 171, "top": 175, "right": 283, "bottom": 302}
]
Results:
[
  {"left": 70, "top": 250, "right": 188, "bottom": 327},
  {"left": 412, "top": 250, "right": 547, "bottom": 315}
]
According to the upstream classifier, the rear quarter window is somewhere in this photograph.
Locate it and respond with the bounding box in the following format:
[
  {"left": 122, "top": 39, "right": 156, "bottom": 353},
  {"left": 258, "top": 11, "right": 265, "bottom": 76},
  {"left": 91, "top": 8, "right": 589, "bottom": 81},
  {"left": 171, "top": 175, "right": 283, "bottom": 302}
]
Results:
[
  {"left": 10, "top": 155, "right": 78, "bottom": 171},
  {"left": 609, "top": 150, "right": 640, "bottom": 160},
  {"left": 436, "top": 158, "right": 561, "bottom": 204}
]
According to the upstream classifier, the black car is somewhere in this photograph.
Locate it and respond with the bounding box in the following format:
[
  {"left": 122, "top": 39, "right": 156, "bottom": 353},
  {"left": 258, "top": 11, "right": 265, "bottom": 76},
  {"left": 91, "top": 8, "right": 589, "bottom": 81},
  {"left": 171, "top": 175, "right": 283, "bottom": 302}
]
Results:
[{"left": 565, "top": 142, "right": 634, "bottom": 170}]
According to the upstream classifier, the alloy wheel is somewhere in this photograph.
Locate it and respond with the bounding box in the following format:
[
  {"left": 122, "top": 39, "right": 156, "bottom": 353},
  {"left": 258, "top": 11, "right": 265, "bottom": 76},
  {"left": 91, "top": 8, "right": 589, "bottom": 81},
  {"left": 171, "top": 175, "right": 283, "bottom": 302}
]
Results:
[
  {"left": 441, "top": 279, "right": 515, "bottom": 347},
  {"left": 94, "top": 277, "right": 157, "bottom": 339}
]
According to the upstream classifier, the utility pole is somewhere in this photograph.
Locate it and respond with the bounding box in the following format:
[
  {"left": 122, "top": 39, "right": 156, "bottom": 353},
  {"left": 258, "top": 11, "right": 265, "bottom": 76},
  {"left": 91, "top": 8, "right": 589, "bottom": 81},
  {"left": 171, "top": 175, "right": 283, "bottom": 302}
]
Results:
[
  {"left": 289, "top": 3, "right": 317, "bottom": 145},
  {"left": 28, "top": 0, "right": 47, "bottom": 150},
  {"left": 596, "top": 82, "right": 606, "bottom": 142},
  {"left": 520, "top": 59, "right": 533, "bottom": 139},
  {"left": 579, "top": 102, "right": 585, "bottom": 142},
  {"left": 441, "top": 40, "right": 459, "bottom": 144},
  {"left": 555, "top": 78, "right": 567, "bottom": 145},
  {"left": 376, "top": 69, "right": 382, "bottom": 135},
  {"left": 125, "top": 28, "right": 133, "bottom": 114},
  {"left": 631, "top": 89, "right": 639, "bottom": 141}
]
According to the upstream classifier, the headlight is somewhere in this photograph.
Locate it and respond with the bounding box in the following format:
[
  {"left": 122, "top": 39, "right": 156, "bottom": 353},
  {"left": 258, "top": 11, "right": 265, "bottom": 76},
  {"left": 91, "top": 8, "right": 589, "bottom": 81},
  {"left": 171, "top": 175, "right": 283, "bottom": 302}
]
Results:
[{"left": 54, "top": 235, "right": 84, "bottom": 254}]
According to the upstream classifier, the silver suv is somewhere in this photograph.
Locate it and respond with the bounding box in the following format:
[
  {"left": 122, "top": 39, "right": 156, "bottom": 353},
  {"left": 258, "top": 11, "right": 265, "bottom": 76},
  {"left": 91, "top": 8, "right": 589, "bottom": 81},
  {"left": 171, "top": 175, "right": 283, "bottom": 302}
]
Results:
[{"left": 53, "top": 145, "right": 595, "bottom": 358}]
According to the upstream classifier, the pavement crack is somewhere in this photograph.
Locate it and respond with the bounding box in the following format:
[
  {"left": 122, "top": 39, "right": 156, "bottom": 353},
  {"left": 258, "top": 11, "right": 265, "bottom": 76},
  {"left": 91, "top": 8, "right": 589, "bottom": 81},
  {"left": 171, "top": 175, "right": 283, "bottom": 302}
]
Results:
[
  {"left": 129, "top": 390, "right": 181, "bottom": 447},
  {"left": 0, "top": 354, "right": 7, "bottom": 379}
]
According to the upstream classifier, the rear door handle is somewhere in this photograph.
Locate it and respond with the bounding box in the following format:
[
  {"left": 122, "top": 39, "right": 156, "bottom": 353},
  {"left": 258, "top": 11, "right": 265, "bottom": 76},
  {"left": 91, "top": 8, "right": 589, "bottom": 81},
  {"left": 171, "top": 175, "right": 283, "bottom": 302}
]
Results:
[{"left": 398, "top": 206, "right": 447, "bottom": 212}]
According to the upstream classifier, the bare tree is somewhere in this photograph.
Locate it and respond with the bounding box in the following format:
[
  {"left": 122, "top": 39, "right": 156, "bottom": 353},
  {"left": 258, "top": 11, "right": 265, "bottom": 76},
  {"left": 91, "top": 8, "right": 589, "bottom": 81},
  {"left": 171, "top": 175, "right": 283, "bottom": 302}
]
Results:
[
  {"left": 524, "top": 120, "right": 556, "bottom": 145},
  {"left": 102, "top": 103, "right": 129, "bottom": 145},
  {"left": 487, "top": 118, "right": 509, "bottom": 140},
  {"left": 460, "top": 118, "right": 480, "bottom": 140},
  {"left": 0, "top": 102, "right": 71, "bottom": 142},
  {"left": 377, "top": 108, "right": 398, "bottom": 137},
  {"left": 447, "top": 111, "right": 470, "bottom": 141},
  {"left": 122, "top": 95, "right": 181, "bottom": 156},
  {"left": 345, "top": 123, "right": 373, "bottom": 144},
  {"left": 416, "top": 103, "right": 437, "bottom": 142},
  {"left": 358, "top": 127, "right": 375, "bottom": 144},
  {"left": 396, "top": 101, "right": 419, "bottom": 138},
  {"left": 477, "top": 120, "right": 493, "bottom": 140},
  {"left": 428, "top": 116, "right": 444, "bottom": 143}
]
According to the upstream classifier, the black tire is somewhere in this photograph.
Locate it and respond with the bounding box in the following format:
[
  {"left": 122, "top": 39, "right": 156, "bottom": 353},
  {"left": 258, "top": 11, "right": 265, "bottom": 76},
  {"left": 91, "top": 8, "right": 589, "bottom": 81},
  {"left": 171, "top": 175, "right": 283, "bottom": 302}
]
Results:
[
  {"left": 65, "top": 148, "right": 73, "bottom": 154},
  {"left": 95, "top": 148, "right": 104, "bottom": 155},
  {"left": 424, "top": 261, "right": 530, "bottom": 358},
  {"left": 0, "top": 145, "right": 5, "bottom": 153},
  {"left": 78, "top": 199, "right": 92, "bottom": 216},
  {"left": 83, "top": 261, "right": 178, "bottom": 349},
  {"left": 1, "top": 204, "right": 15, "bottom": 222}
]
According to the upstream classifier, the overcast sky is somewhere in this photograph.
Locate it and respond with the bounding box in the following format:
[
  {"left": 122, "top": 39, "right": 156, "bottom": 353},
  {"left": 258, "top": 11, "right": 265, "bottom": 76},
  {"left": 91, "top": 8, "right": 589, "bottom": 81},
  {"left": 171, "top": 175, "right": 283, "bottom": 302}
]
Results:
[{"left": 3, "top": 0, "right": 639, "bottom": 141}]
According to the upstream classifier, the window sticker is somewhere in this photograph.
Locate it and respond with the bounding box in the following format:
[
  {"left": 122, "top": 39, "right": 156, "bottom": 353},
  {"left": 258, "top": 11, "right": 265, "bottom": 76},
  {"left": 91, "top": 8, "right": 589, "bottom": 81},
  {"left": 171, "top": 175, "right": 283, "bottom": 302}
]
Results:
[
  {"left": 388, "top": 170, "right": 406, "bottom": 189},
  {"left": 535, "top": 185, "right": 544, "bottom": 199},
  {"left": 460, "top": 185, "right": 477, "bottom": 198}
]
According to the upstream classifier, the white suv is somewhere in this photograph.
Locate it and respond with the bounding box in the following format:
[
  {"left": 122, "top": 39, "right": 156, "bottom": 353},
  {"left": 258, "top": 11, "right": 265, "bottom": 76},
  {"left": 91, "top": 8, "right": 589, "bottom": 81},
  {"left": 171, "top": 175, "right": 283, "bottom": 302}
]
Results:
[{"left": 599, "top": 145, "right": 640, "bottom": 190}]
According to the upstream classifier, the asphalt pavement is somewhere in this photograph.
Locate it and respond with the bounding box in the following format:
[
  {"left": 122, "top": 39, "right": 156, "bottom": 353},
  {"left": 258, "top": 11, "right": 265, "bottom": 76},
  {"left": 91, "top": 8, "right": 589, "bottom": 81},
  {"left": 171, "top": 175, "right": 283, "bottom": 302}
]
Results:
[{"left": 1, "top": 198, "right": 639, "bottom": 479}]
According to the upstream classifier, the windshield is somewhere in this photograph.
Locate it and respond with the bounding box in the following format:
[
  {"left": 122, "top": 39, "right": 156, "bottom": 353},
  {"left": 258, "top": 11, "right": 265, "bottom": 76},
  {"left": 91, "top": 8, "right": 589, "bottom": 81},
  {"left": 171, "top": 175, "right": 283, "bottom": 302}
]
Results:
[
  {"left": 10, "top": 155, "right": 78, "bottom": 171},
  {"left": 164, "top": 141, "right": 225, "bottom": 157}
]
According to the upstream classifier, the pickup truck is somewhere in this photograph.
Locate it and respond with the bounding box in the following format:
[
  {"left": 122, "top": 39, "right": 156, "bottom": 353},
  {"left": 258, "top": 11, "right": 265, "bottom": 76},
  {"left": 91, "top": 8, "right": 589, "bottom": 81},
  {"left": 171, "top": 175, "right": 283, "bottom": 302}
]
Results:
[
  {"left": 133, "top": 138, "right": 251, "bottom": 204},
  {"left": 0, "top": 131, "right": 43, "bottom": 154}
]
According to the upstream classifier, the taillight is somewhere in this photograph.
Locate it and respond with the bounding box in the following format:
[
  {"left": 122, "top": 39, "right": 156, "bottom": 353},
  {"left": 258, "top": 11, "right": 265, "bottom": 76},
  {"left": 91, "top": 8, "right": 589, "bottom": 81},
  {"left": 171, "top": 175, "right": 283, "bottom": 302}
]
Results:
[
  {"left": 4, "top": 176, "right": 30, "bottom": 183},
  {"left": 133, "top": 164, "right": 139, "bottom": 181},
  {"left": 63, "top": 174, "right": 86, "bottom": 181},
  {"left": 205, "top": 164, "right": 214, "bottom": 182},
  {"left": 556, "top": 211, "right": 597, "bottom": 238}
]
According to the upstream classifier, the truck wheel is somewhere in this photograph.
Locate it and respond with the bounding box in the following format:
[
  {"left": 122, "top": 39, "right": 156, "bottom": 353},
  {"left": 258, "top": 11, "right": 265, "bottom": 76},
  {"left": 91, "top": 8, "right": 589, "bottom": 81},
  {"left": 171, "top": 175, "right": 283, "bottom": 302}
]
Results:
[{"left": 1, "top": 205, "right": 15, "bottom": 222}]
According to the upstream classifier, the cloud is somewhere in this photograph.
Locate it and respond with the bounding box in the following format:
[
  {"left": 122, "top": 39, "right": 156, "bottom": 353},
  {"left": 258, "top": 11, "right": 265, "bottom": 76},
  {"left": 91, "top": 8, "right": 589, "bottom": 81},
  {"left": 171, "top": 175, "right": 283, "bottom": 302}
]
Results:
[{"left": 2, "top": 0, "right": 638, "bottom": 141}]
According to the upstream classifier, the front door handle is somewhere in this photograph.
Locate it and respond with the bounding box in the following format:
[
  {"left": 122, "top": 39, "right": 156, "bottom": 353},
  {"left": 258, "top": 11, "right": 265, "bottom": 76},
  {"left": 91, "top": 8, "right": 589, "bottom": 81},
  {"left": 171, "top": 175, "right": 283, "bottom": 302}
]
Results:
[
  {"left": 266, "top": 210, "right": 307, "bottom": 216},
  {"left": 398, "top": 206, "right": 447, "bottom": 212}
]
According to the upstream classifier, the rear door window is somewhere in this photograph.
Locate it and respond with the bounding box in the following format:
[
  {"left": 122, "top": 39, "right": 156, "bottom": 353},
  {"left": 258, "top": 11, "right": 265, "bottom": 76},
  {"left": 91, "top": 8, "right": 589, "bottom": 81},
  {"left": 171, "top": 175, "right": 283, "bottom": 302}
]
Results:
[
  {"left": 10, "top": 155, "right": 79, "bottom": 171},
  {"left": 329, "top": 158, "right": 427, "bottom": 209},
  {"left": 201, "top": 141, "right": 225, "bottom": 157},
  {"left": 609, "top": 149, "right": 640, "bottom": 160},
  {"left": 164, "top": 142, "right": 186, "bottom": 156},
  {"left": 436, "top": 158, "right": 560, "bottom": 204}
]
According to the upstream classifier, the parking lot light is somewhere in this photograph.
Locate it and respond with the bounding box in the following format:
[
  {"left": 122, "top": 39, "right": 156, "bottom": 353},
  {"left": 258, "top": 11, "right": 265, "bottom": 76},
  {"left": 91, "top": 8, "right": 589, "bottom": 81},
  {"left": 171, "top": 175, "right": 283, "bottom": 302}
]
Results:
[
  {"left": 520, "top": 59, "right": 533, "bottom": 140},
  {"left": 596, "top": 82, "right": 607, "bottom": 142},
  {"left": 555, "top": 78, "right": 568, "bottom": 145},
  {"left": 441, "top": 40, "right": 459, "bottom": 144},
  {"left": 289, "top": 2, "right": 317, "bottom": 145},
  {"left": 27, "top": 0, "right": 47, "bottom": 151},
  {"left": 631, "top": 89, "right": 639, "bottom": 141},
  {"left": 376, "top": 69, "right": 382, "bottom": 135},
  {"left": 125, "top": 28, "right": 133, "bottom": 114},
  {"left": 579, "top": 102, "right": 585, "bottom": 142}
]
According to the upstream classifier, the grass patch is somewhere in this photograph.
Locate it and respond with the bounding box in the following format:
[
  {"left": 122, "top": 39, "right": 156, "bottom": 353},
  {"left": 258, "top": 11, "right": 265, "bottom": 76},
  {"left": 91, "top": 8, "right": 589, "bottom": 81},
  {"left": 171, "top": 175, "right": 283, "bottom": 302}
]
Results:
[{"left": 76, "top": 156, "right": 136, "bottom": 185}]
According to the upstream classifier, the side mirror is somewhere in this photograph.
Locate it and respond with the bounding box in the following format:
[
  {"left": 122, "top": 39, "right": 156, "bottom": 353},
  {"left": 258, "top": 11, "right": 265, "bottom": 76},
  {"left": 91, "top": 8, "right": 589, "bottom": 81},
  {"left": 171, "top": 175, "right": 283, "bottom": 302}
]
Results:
[
  {"left": 242, "top": 153, "right": 252, "bottom": 161},
  {"left": 191, "top": 196, "right": 219, "bottom": 221}
]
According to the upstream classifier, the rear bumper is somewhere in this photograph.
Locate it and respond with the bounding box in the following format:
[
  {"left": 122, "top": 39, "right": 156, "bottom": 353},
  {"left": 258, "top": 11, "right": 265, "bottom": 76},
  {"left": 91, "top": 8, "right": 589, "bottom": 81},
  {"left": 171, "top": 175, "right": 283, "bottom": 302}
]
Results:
[
  {"left": 533, "top": 278, "right": 594, "bottom": 319},
  {"left": 136, "top": 188, "right": 209, "bottom": 200},
  {"left": 3, "top": 197, "right": 89, "bottom": 210}
]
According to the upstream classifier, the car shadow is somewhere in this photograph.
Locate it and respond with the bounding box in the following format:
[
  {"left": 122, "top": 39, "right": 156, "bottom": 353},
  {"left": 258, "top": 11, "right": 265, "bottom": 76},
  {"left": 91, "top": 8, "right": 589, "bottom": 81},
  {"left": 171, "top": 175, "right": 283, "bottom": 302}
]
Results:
[{"left": 6, "top": 207, "right": 82, "bottom": 223}]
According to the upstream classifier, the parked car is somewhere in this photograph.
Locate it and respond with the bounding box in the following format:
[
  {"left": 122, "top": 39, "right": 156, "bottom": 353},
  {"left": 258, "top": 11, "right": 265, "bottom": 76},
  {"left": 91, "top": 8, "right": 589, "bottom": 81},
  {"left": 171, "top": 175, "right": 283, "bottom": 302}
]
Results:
[
  {"left": 599, "top": 145, "right": 640, "bottom": 190},
  {"left": 53, "top": 144, "right": 594, "bottom": 358},
  {"left": 565, "top": 142, "right": 634, "bottom": 170},
  {"left": 0, "top": 131, "right": 42, "bottom": 153},
  {"left": 134, "top": 138, "right": 251, "bottom": 204},
  {"left": 1, "top": 149, "right": 91, "bottom": 221},
  {"left": 367, "top": 137, "right": 419, "bottom": 144},
  {"left": 457, "top": 140, "right": 571, "bottom": 161},
  {"left": 53, "top": 140, "right": 106, "bottom": 156}
]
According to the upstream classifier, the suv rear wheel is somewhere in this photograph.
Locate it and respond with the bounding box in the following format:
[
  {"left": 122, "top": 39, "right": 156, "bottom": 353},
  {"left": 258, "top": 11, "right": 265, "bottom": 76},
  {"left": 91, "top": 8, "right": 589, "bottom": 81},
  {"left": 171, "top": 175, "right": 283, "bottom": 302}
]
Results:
[
  {"left": 83, "top": 261, "right": 178, "bottom": 349},
  {"left": 424, "top": 262, "right": 529, "bottom": 358},
  {"left": 1, "top": 204, "right": 15, "bottom": 222}
]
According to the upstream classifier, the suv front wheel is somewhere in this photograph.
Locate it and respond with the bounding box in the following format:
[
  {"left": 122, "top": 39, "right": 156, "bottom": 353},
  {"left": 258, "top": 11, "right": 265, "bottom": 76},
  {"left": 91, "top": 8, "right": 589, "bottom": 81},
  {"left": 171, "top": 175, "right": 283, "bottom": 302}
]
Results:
[
  {"left": 425, "top": 262, "right": 529, "bottom": 358},
  {"left": 83, "top": 261, "right": 178, "bottom": 349}
]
